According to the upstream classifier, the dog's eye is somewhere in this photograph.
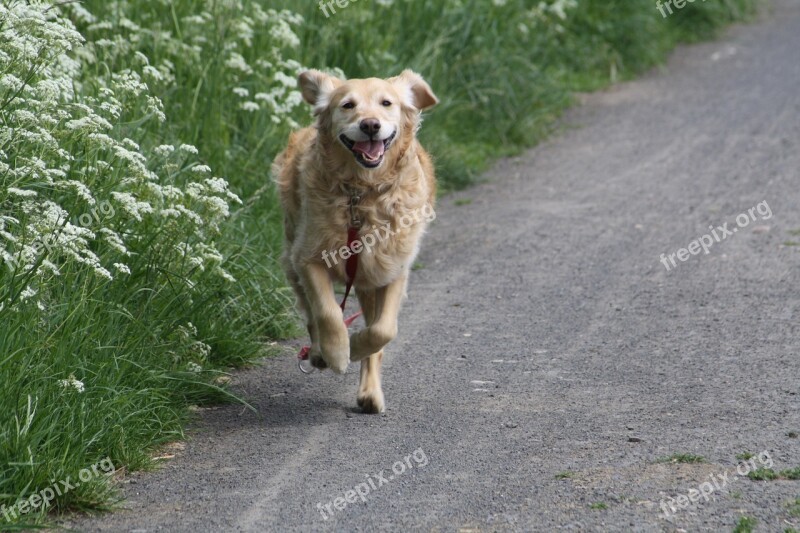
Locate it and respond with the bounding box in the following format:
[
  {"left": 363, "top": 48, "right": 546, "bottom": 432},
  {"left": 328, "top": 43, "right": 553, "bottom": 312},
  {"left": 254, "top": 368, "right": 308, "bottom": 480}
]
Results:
[
  {"left": 342, "top": 102, "right": 355, "bottom": 109},
  {"left": 382, "top": 100, "right": 392, "bottom": 107}
]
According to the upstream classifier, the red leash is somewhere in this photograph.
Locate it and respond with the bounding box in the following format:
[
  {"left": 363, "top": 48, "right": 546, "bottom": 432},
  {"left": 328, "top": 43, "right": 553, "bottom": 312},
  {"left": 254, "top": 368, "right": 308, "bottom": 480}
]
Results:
[{"left": 298, "top": 195, "right": 364, "bottom": 372}]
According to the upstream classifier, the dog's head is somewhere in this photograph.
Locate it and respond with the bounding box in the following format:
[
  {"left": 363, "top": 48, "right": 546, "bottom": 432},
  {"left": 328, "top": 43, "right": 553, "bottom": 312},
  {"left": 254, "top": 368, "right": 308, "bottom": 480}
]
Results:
[{"left": 298, "top": 70, "right": 438, "bottom": 170}]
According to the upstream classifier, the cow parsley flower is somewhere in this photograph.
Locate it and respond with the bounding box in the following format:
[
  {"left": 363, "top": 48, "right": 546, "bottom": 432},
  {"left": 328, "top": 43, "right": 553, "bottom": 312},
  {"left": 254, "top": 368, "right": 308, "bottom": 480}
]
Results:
[
  {"left": 179, "top": 144, "right": 199, "bottom": 155},
  {"left": 154, "top": 144, "right": 175, "bottom": 157},
  {"left": 8, "top": 188, "right": 38, "bottom": 198},
  {"left": 111, "top": 192, "right": 154, "bottom": 222},
  {"left": 224, "top": 53, "right": 253, "bottom": 75},
  {"left": 58, "top": 374, "right": 85, "bottom": 393}
]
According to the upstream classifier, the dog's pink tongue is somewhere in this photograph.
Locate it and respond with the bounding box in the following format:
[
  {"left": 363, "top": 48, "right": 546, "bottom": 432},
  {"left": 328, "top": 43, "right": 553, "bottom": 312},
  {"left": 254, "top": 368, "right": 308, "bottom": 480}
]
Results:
[{"left": 352, "top": 140, "right": 384, "bottom": 160}]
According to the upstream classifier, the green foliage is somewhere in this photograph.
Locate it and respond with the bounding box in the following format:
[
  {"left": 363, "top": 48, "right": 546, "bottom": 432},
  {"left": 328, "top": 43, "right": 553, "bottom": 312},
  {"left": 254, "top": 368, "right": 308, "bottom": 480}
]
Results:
[
  {"left": 783, "top": 467, "right": 800, "bottom": 480},
  {"left": 746, "top": 466, "right": 800, "bottom": 481},
  {"left": 789, "top": 497, "right": 800, "bottom": 517},
  {"left": 748, "top": 468, "right": 780, "bottom": 481},
  {"left": 733, "top": 516, "right": 757, "bottom": 533}
]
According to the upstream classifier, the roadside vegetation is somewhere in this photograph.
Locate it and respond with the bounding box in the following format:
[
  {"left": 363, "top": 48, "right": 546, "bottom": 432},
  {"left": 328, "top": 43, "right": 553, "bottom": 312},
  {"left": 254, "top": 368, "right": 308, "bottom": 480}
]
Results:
[{"left": 0, "top": 0, "right": 758, "bottom": 526}]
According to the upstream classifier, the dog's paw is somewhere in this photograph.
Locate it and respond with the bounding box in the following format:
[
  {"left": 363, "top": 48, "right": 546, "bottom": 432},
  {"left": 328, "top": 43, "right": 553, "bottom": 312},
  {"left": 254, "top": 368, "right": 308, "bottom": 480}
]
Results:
[
  {"left": 357, "top": 389, "right": 385, "bottom": 414},
  {"left": 320, "top": 345, "right": 349, "bottom": 374},
  {"left": 318, "top": 320, "right": 350, "bottom": 373},
  {"left": 326, "top": 357, "right": 349, "bottom": 374},
  {"left": 309, "top": 352, "right": 328, "bottom": 370}
]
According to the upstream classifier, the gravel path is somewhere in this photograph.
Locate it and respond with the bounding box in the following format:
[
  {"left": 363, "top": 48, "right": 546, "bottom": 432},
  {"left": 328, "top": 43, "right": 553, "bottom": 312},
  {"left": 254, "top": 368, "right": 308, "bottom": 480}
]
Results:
[{"left": 72, "top": 2, "right": 800, "bottom": 531}]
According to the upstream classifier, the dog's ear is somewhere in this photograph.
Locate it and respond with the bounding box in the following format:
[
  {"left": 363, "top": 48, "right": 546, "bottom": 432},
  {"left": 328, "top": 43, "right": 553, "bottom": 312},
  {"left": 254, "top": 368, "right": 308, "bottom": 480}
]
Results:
[
  {"left": 389, "top": 70, "right": 438, "bottom": 111},
  {"left": 298, "top": 70, "right": 343, "bottom": 115}
]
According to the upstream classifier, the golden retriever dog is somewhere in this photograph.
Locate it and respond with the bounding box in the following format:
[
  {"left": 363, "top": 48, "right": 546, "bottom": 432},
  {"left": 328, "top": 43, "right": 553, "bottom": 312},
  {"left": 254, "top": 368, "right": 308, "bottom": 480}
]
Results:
[{"left": 273, "top": 69, "right": 438, "bottom": 413}]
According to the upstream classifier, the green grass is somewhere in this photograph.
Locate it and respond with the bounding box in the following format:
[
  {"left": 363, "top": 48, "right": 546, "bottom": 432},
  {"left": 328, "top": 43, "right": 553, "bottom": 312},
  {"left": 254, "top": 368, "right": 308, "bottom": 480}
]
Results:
[
  {"left": 788, "top": 497, "right": 800, "bottom": 517},
  {"left": 734, "top": 517, "right": 757, "bottom": 533},
  {"left": 555, "top": 471, "right": 575, "bottom": 479},
  {"left": 0, "top": 0, "right": 760, "bottom": 527},
  {"left": 737, "top": 452, "right": 755, "bottom": 461},
  {"left": 785, "top": 227, "right": 800, "bottom": 245},
  {"left": 590, "top": 502, "right": 608, "bottom": 510},
  {"left": 748, "top": 468, "right": 780, "bottom": 481},
  {"left": 659, "top": 453, "right": 707, "bottom": 464},
  {"left": 747, "top": 467, "right": 800, "bottom": 481}
]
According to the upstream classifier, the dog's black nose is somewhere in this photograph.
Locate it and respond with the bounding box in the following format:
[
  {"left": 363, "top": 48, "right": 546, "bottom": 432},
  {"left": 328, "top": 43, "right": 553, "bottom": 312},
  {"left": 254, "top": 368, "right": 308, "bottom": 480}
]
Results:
[{"left": 360, "top": 119, "right": 381, "bottom": 136}]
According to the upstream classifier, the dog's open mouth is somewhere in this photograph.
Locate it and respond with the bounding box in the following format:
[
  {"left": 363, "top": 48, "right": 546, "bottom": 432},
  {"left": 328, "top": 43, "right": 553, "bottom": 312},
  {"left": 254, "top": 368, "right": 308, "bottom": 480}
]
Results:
[{"left": 339, "top": 131, "right": 396, "bottom": 168}]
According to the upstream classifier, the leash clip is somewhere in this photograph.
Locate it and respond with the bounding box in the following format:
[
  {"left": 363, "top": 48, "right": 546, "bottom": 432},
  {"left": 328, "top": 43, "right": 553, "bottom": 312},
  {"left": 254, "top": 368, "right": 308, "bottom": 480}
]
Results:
[
  {"left": 349, "top": 192, "right": 362, "bottom": 228},
  {"left": 297, "top": 345, "right": 315, "bottom": 373}
]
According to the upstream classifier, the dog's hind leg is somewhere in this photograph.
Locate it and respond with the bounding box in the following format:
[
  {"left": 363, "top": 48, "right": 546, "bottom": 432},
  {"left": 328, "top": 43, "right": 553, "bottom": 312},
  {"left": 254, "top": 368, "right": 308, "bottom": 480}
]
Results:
[
  {"left": 358, "top": 350, "right": 384, "bottom": 414},
  {"left": 354, "top": 288, "right": 385, "bottom": 414}
]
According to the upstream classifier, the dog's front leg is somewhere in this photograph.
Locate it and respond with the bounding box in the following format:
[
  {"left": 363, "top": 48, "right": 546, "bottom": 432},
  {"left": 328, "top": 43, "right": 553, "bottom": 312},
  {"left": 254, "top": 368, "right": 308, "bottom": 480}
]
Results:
[
  {"left": 299, "top": 262, "right": 350, "bottom": 373},
  {"left": 350, "top": 272, "right": 407, "bottom": 362}
]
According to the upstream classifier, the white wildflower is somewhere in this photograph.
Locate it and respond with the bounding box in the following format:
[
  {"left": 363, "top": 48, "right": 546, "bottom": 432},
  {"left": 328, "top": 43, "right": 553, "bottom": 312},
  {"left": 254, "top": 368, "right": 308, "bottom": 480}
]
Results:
[
  {"left": 60, "top": 180, "right": 96, "bottom": 205},
  {"left": 154, "top": 144, "right": 175, "bottom": 157},
  {"left": 39, "top": 259, "right": 61, "bottom": 276},
  {"left": 98, "top": 228, "right": 130, "bottom": 256},
  {"left": 192, "top": 165, "right": 212, "bottom": 174},
  {"left": 215, "top": 266, "right": 236, "bottom": 283},
  {"left": 224, "top": 53, "right": 253, "bottom": 75},
  {"left": 58, "top": 374, "right": 85, "bottom": 393},
  {"left": 121, "top": 138, "right": 140, "bottom": 151},
  {"left": 7, "top": 188, "right": 38, "bottom": 198},
  {"left": 269, "top": 19, "right": 300, "bottom": 49},
  {"left": 142, "top": 65, "right": 163, "bottom": 81},
  {"left": 111, "top": 192, "right": 154, "bottom": 222},
  {"left": 179, "top": 144, "right": 199, "bottom": 155},
  {"left": 203, "top": 177, "right": 229, "bottom": 193},
  {"left": 273, "top": 71, "right": 296, "bottom": 88},
  {"left": 66, "top": 114, "right": 113, "bottom": 133},
  {"left": 20, "top": 286, "right": 37, "bottom": 301}
]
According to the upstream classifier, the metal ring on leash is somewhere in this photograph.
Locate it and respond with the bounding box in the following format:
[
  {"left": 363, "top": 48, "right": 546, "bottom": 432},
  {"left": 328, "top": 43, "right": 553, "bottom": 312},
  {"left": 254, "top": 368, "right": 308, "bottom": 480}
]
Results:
[{"left": 298, "top": 358, "right": 316, "bottom": 374}]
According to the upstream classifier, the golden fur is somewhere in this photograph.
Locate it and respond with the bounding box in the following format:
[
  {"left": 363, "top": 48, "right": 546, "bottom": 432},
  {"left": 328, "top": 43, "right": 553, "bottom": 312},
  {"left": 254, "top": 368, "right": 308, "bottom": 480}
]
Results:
[{"left": 273, "top": 70, "right": 438, "bottom": 413}]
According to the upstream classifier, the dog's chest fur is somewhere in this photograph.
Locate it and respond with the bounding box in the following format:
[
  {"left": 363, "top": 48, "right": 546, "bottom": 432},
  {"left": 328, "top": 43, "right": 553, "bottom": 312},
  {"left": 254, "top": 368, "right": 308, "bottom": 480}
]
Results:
[{"left": 305, "top": 181, "right": 432, "bottom": 289}]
